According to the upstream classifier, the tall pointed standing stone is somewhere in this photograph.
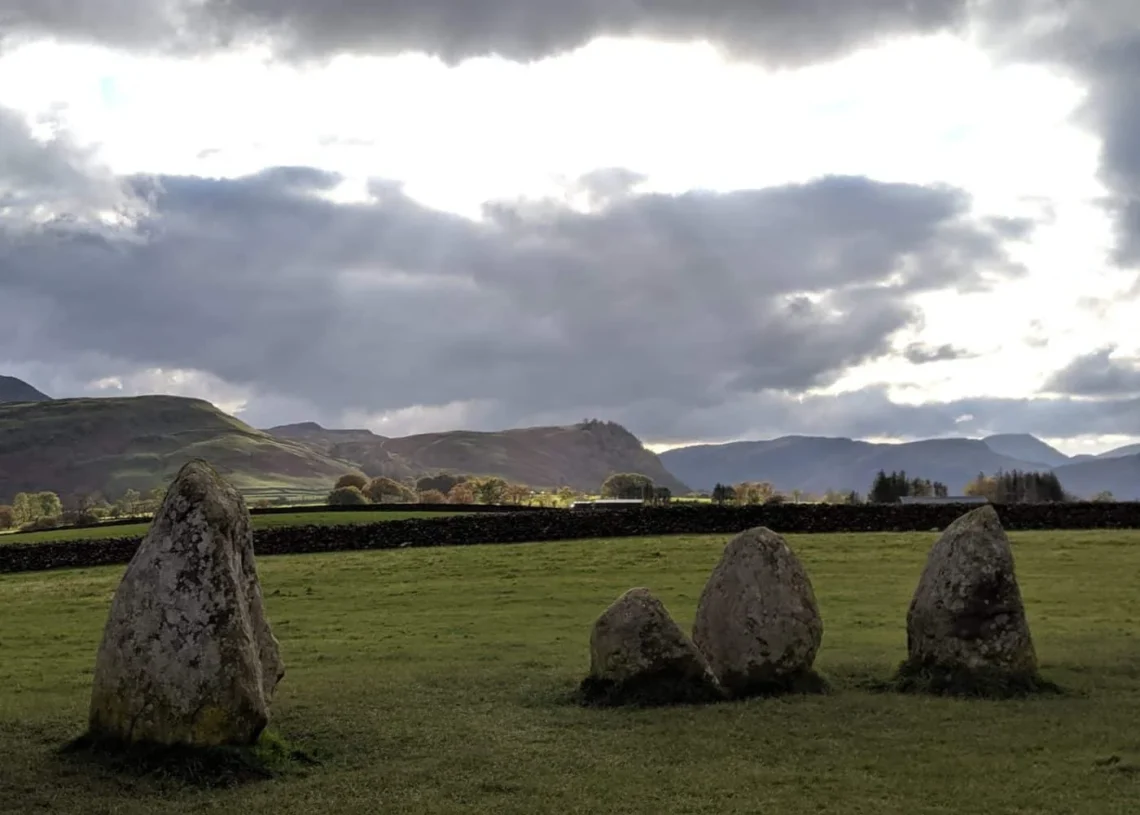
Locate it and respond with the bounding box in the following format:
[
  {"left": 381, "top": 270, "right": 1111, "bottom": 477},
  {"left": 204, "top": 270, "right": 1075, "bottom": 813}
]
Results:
[
  {"left": 88, "top": 460, "right": 284, "bottom": 746},
  {"left": 900, "top": 505, "right": 1040, "bottom": 695}
]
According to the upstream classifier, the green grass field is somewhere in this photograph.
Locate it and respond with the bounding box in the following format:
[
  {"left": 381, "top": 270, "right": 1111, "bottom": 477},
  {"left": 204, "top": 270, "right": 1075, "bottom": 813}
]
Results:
[
  {"left": 2, "top": 530, "right": 1139, "bottom": 814},
  {"left": 0, "top": 511, "right": 470, "bottom": 546}
]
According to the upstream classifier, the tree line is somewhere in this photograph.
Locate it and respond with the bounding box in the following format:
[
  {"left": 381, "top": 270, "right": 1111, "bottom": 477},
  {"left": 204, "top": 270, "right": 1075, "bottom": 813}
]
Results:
[
  {"left": 709, "top": 482, "right": 861, "bottom": 505},
  {"left": 327, "top": 472, "right": 545, "bottom": 506},
  {"left": 0, "top": 487, "right": 167, "bottom": 532},
  {"left": 866, "top": 468, "right": 1069, "bottom": 503},
  {"left": 327, "top": 471, "right": 675, "bottom": 507}
]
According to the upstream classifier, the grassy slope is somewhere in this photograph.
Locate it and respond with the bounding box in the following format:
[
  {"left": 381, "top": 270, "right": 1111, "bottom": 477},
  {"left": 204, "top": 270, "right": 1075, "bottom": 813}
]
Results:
[
  {"left": 376, "top": 420, "right": 690, "bottom": 493},
  {"left": 0, "top": 510, "right": 469, "bottom": 545},
  {"left": 267, "top": 423, "right": 385, "bottom": 454},
  {"left": 2, "top": 530, "right": 1139, "bottom": 813},
  {"left": 0, "top": 396, "right": 354, "bottom": 503}
]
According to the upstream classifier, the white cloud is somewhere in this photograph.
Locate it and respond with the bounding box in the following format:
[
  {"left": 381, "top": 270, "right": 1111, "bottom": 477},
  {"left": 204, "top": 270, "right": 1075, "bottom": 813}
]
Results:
[{"left": 0, "top": 26, "right": 1133, "bottom": 446}]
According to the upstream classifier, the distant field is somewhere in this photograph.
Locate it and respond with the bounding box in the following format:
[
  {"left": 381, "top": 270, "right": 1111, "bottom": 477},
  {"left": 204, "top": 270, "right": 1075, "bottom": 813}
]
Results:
[
  {"left": 1, "top": 530, "right": 1138, "bottom": 813},
  {"left": 0, "top": 511, "right": 469, "bottom": 546}
]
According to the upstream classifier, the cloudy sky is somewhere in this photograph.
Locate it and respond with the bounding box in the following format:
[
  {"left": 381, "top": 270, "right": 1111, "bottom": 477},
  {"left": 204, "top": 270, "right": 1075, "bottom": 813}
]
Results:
[{"left": 2, "top": 0, "right": 1139, "bottom": 454}]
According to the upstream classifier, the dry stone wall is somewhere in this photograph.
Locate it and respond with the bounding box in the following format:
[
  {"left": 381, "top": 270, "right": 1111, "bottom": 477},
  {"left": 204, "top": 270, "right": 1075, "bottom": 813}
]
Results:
[{"left": 5, "top": 502, "right": 1140, "bottom": 575}]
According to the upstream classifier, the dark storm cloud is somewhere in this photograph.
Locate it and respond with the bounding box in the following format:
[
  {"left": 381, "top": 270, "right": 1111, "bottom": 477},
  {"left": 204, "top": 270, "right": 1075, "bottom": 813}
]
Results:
[
  {"left": 0, "top": 0, "right": 970, "bottom": 65},
  {"left": 902, "top": 342, "right": 975, "bottom": 364},
  {"left": 1042, "top": 346, "right": 1140, "bottom": 397},
  {"left": 0, "top": 151, "right": 1029, "bottom": 430},
  {"left": 0, "top": 0, "right": 191, "bottom": 53}
]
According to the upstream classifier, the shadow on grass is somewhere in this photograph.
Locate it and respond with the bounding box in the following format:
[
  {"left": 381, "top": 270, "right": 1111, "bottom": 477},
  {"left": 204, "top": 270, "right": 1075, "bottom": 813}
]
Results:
[
  {"left": 57, "top": 729, "right": 320, "bottom": 789},
  {"left": 571, "top": 668, "right": 831, "bottom": 709},
  {"left": 719, "top": 668, "right": 831, "bottom": 700},
  {"left": 857, "top": 660, "right": 1068, "bottom": 700},
  {"left": 576, "top": 671, "right": 728, "bottom": 709}
]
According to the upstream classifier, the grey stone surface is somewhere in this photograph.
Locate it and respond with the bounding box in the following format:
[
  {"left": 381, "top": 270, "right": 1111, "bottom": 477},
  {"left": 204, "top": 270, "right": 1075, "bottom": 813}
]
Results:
[
  {"left": 88, "top": 460, "right": 284, "bottom": 746},
  {"left": 904, "top": 504, "right": 1037, "bottom": 678},
  {"left": 692, "top": 527, "right": 824, "bottom": 696},
  {"left": 580, "top": 587, "right": 724, "bottom": 706}
]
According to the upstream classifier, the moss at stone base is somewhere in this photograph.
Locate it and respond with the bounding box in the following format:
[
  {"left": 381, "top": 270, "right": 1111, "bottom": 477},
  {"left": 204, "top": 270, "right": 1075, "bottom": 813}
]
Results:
[
  {"left": 58, "top": 729, "right": 319, "bottom": 789},
  {"left": 576, "top": 669, "right": 727, "bottom": 708},
  {"left": 889, "top": 659, "right": 1064, "bottom": 699},
  {"left": 719, "top": 668, "right": 831, "bottom": 700}
]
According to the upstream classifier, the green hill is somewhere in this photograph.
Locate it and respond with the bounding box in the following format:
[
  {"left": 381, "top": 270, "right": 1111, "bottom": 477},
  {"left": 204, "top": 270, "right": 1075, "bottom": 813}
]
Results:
[
  {"left": 0, "top": 396, "right": 352, "bottom": 503},
  {"left": 284, "top": 419, "right": 690, "bottom": 493}
]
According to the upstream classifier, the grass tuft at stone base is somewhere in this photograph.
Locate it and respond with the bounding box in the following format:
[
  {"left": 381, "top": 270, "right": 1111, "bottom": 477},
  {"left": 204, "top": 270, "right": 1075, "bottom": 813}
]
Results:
[
  {"left": 576, "top": 668, "right": 727, "bottom": 708},
  {"left": 57, "top": 729, "right": 320, "bottom": 789},
  {"left": 883, "top": 659, "right": 1066, "bottom": 699}
]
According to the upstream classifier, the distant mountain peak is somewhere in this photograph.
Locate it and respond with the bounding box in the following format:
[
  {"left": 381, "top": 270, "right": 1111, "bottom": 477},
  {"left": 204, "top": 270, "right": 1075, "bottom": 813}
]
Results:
[
  {"left": 0, "top": 375, "right": 51, "bottom": 403},
  {"left": 981, "top": 434, "right": 1069, "bottom": 467}
]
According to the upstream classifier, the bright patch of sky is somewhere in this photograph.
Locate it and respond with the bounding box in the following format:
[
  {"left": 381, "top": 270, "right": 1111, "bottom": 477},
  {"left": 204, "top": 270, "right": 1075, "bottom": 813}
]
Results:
[{"left": 0, "top": 31, "right": 1134, "bottom": 451}]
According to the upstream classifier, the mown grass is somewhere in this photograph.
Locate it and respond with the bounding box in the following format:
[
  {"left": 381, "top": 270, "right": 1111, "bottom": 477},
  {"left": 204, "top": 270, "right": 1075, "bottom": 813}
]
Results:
[
  {"left": 0, "top": 511, "right": 471, "bottom": 545},
  {"left": 1, "top": 530, "right": 1139, "bottom": 813}
]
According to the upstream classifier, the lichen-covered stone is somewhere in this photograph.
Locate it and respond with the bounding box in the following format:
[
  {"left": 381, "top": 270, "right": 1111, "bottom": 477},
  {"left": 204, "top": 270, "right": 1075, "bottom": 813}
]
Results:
[
  {"left": 578, "top": 588, "right": 725, "bottom": 707},
  {"left": 692, "top": 527, "right": 824, "bottom": 697},
  {"left": 901, "top": 505, "right": 1037, "bottom": 691},
  {"left": 88, "top": 460, "right": 284, "bottom": 746}
]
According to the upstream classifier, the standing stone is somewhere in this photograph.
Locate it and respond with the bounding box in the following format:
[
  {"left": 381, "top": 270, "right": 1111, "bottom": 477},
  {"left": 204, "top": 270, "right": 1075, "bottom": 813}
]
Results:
[
  {"left": 88, "top": 460, "right": 284, "bottom": 746},
  {"left": 900, "top": 505, "right": 1039, "bottom": 694},
  {"left": 579, "top": 588, "right": 725, "bottom": 707},
  {"left": 692, "top": 527, "right": 825, "bottom": 697}
]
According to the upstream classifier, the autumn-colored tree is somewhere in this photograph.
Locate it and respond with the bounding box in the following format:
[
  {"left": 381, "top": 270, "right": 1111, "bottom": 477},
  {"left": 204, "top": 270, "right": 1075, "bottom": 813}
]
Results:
[
  {"left": 733, "top": 481, "right": 774, "bottom": 505},
  {"left": 556, "top": 486, "right": 577, "bottom": 506},
  {"left": 963, "top": 473, "right": 999, "bottom": 501},
  {"left": 335, "top": 472, "right": 369, "bottom": 491},
  {"left": 473, "top": 476, "right": 509, "bottom": 504},
  {"left": 37, "top": 491, "right": 63, "bottom": 518},
  {"left": 502, "top": 483, "right": 532, "bottom": 505},
  {"left": 0, "top": 505, "right": 13, "bottom": 530},
  {"left": 448, "top": 482, "right": 477, "bottom": 504},
  {"left": 116, "top": 488, "right": 142, "bottom": 517},
  {"left": 12, "top": 491, "right": 63, "bottom": 524},
  {"left": 365, "top": 476, "right": 415, "bottom": 503},
  {"left": 328, "top": 485, "right": 369, "bottom": 506},
  {"left": 965, "top": 469, "right": 1066, "bottom": 503},
  {"left": 417, "top": 489, "right": 448, "bottom": 504}
]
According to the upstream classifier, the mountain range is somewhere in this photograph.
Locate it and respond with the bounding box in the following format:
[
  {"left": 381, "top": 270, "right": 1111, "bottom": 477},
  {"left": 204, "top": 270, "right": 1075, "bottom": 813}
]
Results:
[
  {"left": 0, "top": 377, "right": 685, "bottom": 502},
  {"left": 659, "top": 433, "right": 1140, "bottom": 499},
  {"left": 268, "top": 419, "right": 689, "bottom": 494},
  {"left": 2, "top": 375, "right": 1138, "bottom": 502}
]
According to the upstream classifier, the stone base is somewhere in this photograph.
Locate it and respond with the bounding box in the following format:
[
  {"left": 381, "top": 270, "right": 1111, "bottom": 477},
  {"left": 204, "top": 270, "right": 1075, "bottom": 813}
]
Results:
[
  {"left": 577, "top": 667, "right": 727, "bottom": 708},
  {"left": 718, "top": 668, "right": 830, "bottom": 699},
  {"left": 58, "top": 729, "right": 317, "bottom": 789},
  {"left": 892, "top": 658, "right": 1063, "bottom": 699}
]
